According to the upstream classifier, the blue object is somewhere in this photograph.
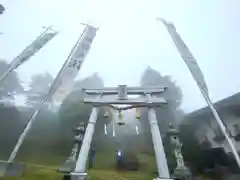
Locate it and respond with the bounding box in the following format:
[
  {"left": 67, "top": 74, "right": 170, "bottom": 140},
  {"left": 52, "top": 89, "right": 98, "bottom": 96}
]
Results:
[
  {"left": 117, "top": 151, "right": 122, "bottom": 157},
  {"left": 116, "top": 150, "right": 124, "bottom": 168},
  {"left": 88, "top": 148, "right": 96, "bottom": 169}
]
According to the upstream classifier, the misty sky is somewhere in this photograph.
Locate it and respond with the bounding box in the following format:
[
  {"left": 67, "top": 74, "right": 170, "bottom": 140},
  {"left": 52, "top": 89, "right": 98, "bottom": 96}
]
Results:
[{"left": 0, "top": 0, "right": 240, "bottom": 113}]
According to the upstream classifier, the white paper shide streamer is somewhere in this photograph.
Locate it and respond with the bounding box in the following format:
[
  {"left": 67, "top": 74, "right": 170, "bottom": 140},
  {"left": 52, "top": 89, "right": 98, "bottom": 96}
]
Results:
[
  {"left": 104, "top": 124, "right": 107, "bottom": 135},
  {"left": 135, "top": 125, "right": 139, "bottom": 135},
  {"left": 112, "top": 122, "right": 116, "bottom": 137}
]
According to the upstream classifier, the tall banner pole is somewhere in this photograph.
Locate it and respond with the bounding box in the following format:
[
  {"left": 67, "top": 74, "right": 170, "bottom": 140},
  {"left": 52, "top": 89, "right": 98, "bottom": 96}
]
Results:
[
  {"left": 7, "top": 100, "right": 44, "bottom": 163},
  {"left": 158, "top": 18, "right": 240, "bottom": 168},
  {"left": 198, "top": 83, "right": 240, "bottom": 168},
  {"left": 0, "top": 69, "right": 11, "bottom": 85},
  {"left": 6, "top": 32, "right": 84, "bottom": 163},
  {"left": 6, "top": 24, "right": 98, "bottom": 163},
  {"left": 0, "top": 26, "right": 57, "bottom": 84}
]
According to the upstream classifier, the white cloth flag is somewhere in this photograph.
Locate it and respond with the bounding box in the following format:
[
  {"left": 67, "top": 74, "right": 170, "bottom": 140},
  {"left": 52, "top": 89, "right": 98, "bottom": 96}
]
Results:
[
  {"left": 161, "top": 19, "right": 208, "bottom": 95},
  {"left": 6, "top": 25, "right": 97, "bottom": 163},
  {"left": 160, "top": 18, "right": 240, "bottom": 167},
  {"left": 53, "top": 25, "right": 98, "bottom": 101},
  {"left": 0, "top": 30, "right": 57, "bottom": 83},
  {"left": 11, "top": 31, "right": 57, "bottom": 70}
]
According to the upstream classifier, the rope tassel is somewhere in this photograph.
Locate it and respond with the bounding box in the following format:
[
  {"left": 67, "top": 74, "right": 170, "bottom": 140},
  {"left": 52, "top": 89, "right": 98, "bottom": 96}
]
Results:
[
  {"left": 113, "top": 122, "right": 116, "bottom": 137},
  {"left": 117, "top": 110, "right": 124, "bottom": 125},
  {"left": 104, "top": 124, "right": 107, "bottom": 135},
  {"left": 136, "top": 124, "right": 139, "bottom": 135},
  {"left": 135, "top": 108, "right": 140, "bottom": 135}
]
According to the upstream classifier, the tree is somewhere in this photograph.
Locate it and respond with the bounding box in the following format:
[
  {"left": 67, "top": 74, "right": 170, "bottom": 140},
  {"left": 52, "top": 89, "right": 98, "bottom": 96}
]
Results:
[
  {"left": 0, "top": 60, "right": 24, "bottom": 99},
  {"left": 0, "top": 4, "right": 5, "bottom": 15},
  {"left": 17, "top": 107, "right": 62, "bottom": 164},
  {"left": 58, "top": 73, "right": 112, "bottom": 151},
  {"left": 0, "top": 105, "right": 27, "bottom": 159},
  {"left": 141, "top": 67, "right": 182, "bottom": 110},
  {"left": 25, "top": 72, "right": 53, "bottom": 107},
  {"left": 139, "top": 66, "right": 183, "bottom": 152},
  {"left": 58, "top": 73, "right": 105, "bottom": 126},
  {"left": 178, "top": 123, "right": 205, "bottom": 173}
]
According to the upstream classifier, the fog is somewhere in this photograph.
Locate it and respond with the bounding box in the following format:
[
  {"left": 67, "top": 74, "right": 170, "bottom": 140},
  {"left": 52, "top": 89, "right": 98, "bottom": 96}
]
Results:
[{"left": 1, "top": 0, "right": 240, "bottom": 112}]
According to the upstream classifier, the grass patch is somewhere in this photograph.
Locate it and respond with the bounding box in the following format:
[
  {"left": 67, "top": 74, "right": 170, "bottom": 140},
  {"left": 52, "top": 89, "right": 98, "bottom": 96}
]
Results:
[
  {"left": 0, "top": 152, "right": 157, "bottom": 180},
  {"left": 0, "top": 164, "right": 153, "bottom": 180},
  {"left": 89, "top": 170, "right": 152, "bottom": 180},
  {"left": 0, "top": 164, "right": 62, "bottom": 180}
]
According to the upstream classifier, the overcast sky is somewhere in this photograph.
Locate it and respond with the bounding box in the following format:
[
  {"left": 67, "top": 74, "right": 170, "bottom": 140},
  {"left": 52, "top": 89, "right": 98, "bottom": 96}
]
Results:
[{"left": 0, "top": 0, "right": 240, "bottom": 112}]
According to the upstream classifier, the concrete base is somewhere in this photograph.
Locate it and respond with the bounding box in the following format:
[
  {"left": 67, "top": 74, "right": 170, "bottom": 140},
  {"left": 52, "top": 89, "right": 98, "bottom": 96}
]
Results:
[
  {"left": 58, "top": 160, "right": 76, "bottom": 174},
  {"left": 227, "top": 174, "right": 240, "bottom": 180},
  {"left": 153, "top": 178, "right": 174, "bottom": 180},
  {"left": 70, "top": 172, "right": 87, "bottom": 180},
  {"left": 62, "top": 174, "right": 71, "bottom": 180},
  {"left": 0, "top": 161, "right": 25, "bottom": 177},
  {"left": 173, "top": 166, "right": 193, "bottom": 180}
]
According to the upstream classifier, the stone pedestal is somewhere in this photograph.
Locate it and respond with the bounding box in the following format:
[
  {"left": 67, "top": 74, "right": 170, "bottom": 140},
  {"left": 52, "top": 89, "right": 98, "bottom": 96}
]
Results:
[
  {"left": 167, "top": 124, "right": 193, "bottom": 180},
  {"left": 173, "top": 166, "right": 192, "bottom": 180},
  {"left": 70, "top": 172, "right": 87, "bottom": 180},
  {"left": 58, "top": 122, "right": 85, "bottom": 174},
  {"left": 58, "top": 159, "right": 76, "bottom": 174},
  {"left": 0, "top": 161, "right": 25, "bottom": 177}
]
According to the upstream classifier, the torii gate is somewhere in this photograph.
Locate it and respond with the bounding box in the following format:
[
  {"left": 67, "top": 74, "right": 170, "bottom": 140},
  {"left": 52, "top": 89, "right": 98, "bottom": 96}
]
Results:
[{"left": 70, "top": 85, "right": 173, "bottom": 180}]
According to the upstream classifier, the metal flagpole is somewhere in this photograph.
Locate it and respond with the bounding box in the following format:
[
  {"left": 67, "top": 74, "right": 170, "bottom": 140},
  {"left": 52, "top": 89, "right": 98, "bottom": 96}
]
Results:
[
  {"left": 0, "top": 69, "right": 11, "bottom": 84},
  {"left": 157, "top": 18, "right": 240, "bottom": 168},
  {"left": 0, "top": 27, "right": 58, "bottom": 177},
  {"left": 7, "top": 100, "right": 44, "bottom": 163},
  {"left": 0, "top": 26, "right": 54, "bottom": 84},
  {"left": 198, "top": 83, "right": 240, "bottom": 168},
  {"left": 6, "top": 24, "right": 89, "bottom": 163},
  {"left": 6, "top": 63, "right": 65, "bottom": 163}
]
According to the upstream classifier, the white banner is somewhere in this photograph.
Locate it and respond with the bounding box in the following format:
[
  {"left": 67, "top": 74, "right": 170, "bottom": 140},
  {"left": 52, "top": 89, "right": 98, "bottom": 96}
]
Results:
[
  {"left": 52, "top": 25, "right": 98, "bottom": 101},
  {"left": 160, "top": 18, "right": 240, "bottom": 167},
  {"left": 161, "top": 19, "right": 208, "bottom": 95},
  {"left": 5, "top": 25, "right": 97, "bottom": 163},
  {"left": 11, "top": 31, "right": 57, "bottom": 70}
]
